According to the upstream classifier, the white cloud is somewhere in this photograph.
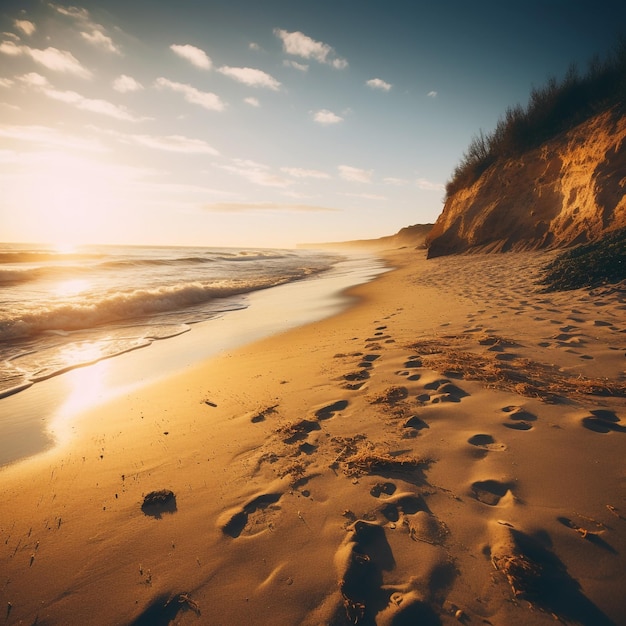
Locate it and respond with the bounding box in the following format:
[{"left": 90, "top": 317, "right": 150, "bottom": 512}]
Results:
[
  {"left": 128, "top": 134, "right": 219, "bottom": 155},
  {"left": 49, "top": 3, "right": 90, "bottom": 21},
  {"left": 249, "top": 42, "right": 260, "bottom": 51},
  {"left": 366, "top": 78, "right": 392, "bottom": 91},
  {"left": 154, "top": 77, "right": 226, "bottom": 111},
  {"left": 0, "top": 123, "right": 104, "bottom": 151},
  {"left": 19, "top": 72, "right": 142, "bottom": 121},
  {"left": 0, "top": 41, "right": 92, "bottom": 78},
  {"left": 244, "top": 97, "right": 260, "bottom": 107},
  {"left": 416, "top": 177, "right": 444, "bottom": 191},
  {"left": 113, "top": 74, "right": 143, "bottom": 93},
  {"left": 220, "top": 159, "right": 292, "bottom": 188},
  {"left": 339, "top": 165, "right": 373, "bottom": 183},
  {"left": 274, "top": 29, "right": 347, "bottom": 69},
  {"left": 313, "top": 109, "right": 343, "bottom": 125},
  {"left": 281, "top": 167, "right": 330, "bottom": 179},
  {"left": 81, "top": 30, "right": 120, "bottom": 54},
  {"left": 0, "top": 77, "right": 14, "bottom": 88},
  {"left": 204, "top": 201, "right": 337, "bottom": 213},
  {"left": 343, "top": 192, "right": 386, "bottom": 200},
  {"left": 14, "top": 20, "right": 36, "bottom": 36},
  {"left": 283, "top": 59, "right": 308, "bottom": 72},
  {"left": 427, "top": 91, "right": 438, "bottom": 98},
  {"left": 217, "top": 66, "right": 281, "bottom": 90},
  {"left": 170, "top": 44, "right": 212, "bottom": 70},
  {"left": 49, "top": 3, "right": 120, "bottom": 55}
]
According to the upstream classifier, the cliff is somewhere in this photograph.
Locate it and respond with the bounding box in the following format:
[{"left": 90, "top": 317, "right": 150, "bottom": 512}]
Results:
[
  {"left": 301, "top": 223, "right": 434, "bottom": 251},
  {"left": 427, "top": 107, "right": 626, "bottom": 257}
]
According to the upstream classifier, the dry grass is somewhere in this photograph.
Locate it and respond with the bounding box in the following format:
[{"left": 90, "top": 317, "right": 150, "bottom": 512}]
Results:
[{"left": 409, "top": 335, "right": 626, "bottom": 402}]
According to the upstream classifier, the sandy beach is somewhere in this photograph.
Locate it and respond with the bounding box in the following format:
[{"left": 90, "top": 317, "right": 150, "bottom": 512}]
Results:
[{"left": 1, "top": 247, "right": 625, "bottom": 625}]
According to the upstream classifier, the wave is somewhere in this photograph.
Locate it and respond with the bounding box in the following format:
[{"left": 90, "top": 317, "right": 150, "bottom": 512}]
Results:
[
  {"left": 0, "top": 251, "right": 103, "bottom": 264},
  {"left": 0, "top": 275, "right": 301, "bottom": 341}
]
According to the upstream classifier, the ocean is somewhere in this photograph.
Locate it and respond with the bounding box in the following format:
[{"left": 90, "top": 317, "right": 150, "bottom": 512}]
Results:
[{"left": 0, "top": 242, "right": 358, "bottom": 399}]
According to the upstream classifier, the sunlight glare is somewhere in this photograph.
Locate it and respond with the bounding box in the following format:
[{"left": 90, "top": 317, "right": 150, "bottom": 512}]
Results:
[
  {"left": 49, "top": 358, "right": 110, "bottom": 444},
  {"left": 52, "top": 278, "right": 91, "bottom": 298}
]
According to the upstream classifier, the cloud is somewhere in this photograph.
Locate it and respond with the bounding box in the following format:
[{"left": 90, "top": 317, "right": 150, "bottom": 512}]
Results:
[
  {"left": 0, "top": 77, "right": 14, "bottom": 88},
  {"left": 113, "top": 74, "right": 143, "bottom": 93},
  {"left": 0, "top": 41, "right": 91, "bottom": 78},
  {"left": 19, "top": 72, "right": 142, "bottom": 121},
  {"left": 217, "top": 66, "right": 280, "bottom": 90},
  {"left": 14, "top": 20, "right": 36, "bottom": 36},
  {"left": 384, "top": 177, "right": 409, "bottom": 185},
  {"left": 170, "top": 44, "right": 212, "bottom": 69},
  {"left": 313, "top": 109, "right": 343, "bottom": 125},
  {"left": 281, "top": 167, "right": 330, "bottom": 179},
  {"left": 204, "top": 201, "right": 337, "bottom": 213},
  {"left": 343, "top": 192, "right": 386, "bottom": 200},
  {"left": 416, "top": 177, "right": 444, "bottom": 191},
  {"left": 366, "top": 78, "right": 392, "bottom": 91},
  {"left": 81, "top": 30, "right": 120, "bottom": 54},
  {"left": 249, "top": 42, "right": 260, "bottom": 51},
  {"left": 127, "top": 134, "right": 219, "bottom": 155},
  {"left": 427, "top": 91, "right": 438, "bottom": 98},
  {"left": 0, "top": 123, "right": 105, "bottom": 151},
  {"left": 244, "top": 96, "right": 260, "bottom": 107},
  {"left": 49, "top": 3, "right": 121, "bottom": 54},
  {"left": 274, "top": 29, "right": 347, "bottom": 69},
  {"left": 283, "top": 59, "right": 308, "bottom": 72},
  {"left": 339, "top": 165, "right": 373, "bottom": 183},
  {"left": 220, "top": 159, "right": 292, "bottom": 188},
  {"left": 154, "top": 77, "right": 226, "bottom": 111}
]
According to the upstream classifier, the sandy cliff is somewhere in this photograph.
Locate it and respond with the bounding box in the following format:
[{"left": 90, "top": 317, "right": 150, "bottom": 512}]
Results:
[
  {"left": 301, "top": 223, "right": 434, "bottom": 251},
  {"left": 427, "top": 107, "right": 626, "bottom": 257}
]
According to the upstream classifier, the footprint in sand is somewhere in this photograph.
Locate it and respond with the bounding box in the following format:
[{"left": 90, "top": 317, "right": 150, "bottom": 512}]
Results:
[
  {"left": 420, "top": 379, "right": 468, "bottom": 404},
  {"left": 471, "top": 479, "right": 513, "bottom": 506},
  {"left": 581, "top": 409, "right": 626, "bottom": 433},
  {"left": 342, "top": 369, "right": 370, "bottom": 390},
  {"left": 358, "top": 354, "right": 381, "bottom": 369},
  {"left": 502, "top": 406, "right": 537, "bottom": 431},
  {"left": 279, "top": 418, "right": 321, "bottom": 444},
  {"left": 370, "top": 481, "right": 397, "bottom": 497},
  {"left": 468, "top": 434, "right": 507, "bottom": 454},
  {"left": 221, "top": 492, "right": 282, "bottom": 538},
  {"left": 403, "top": 416, "right": 429, "bottom": 438},
  {"left": 379, "top": 494, "right": 429, "bottom": 522},
  {"left": 315, "top": 400, "right": 349, "bottom": 421},
  {"left": 335, "top": 520, "right": 395, "bottom": 623}
]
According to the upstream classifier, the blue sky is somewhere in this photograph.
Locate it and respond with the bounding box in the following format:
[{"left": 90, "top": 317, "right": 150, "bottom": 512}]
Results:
[{"left": 1, "top": 0, "right": 624, "bottom": 248}]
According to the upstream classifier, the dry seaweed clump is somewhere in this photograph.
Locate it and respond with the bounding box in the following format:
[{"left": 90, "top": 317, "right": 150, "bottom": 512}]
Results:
[
  {"left": 330, "top": 436, "right": 429, "bottom": 479},
  {"left": 369, "top": 386, "right": 409, "bottom": 405},
  {"left": 409, "top": 335, "right": 626, "bottom": 401}
]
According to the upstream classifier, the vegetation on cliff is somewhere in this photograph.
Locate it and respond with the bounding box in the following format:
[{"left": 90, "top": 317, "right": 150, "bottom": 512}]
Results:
[
  {"left": 446, "top": 40, "right": 626, "bottom": 198},
  {"left": 540, "top": 227, "right": 626, "bottom": 291}
]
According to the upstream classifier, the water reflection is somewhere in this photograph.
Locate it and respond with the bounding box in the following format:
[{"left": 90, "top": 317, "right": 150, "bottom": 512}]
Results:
[
  {"left": 49, "top": 359, "right": 109, "bottom": 444},
  {"left": 52, "top": 278, "right": 90, "bottom": 298}
]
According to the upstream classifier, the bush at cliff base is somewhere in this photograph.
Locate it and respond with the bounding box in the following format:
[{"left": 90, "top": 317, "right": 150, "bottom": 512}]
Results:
[{"left": 541, "top": 227, "right": 626, "bottom": 291}]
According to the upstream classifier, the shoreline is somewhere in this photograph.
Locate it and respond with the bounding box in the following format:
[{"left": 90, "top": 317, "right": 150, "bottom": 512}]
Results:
[
  {"left": 0, "top": 252, "right": 387, "bottom": 468},
  {"left": 1, "top": 247, "right": 625, "bottom": 625}
]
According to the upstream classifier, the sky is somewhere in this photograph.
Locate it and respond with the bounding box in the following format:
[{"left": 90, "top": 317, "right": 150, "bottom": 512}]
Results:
[{"left": 1, "top": 0, "right": 625, "bottom": 249}]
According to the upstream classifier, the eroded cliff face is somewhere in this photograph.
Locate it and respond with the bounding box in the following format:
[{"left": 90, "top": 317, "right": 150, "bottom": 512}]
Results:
[{"left": 427, "top": 108, "right": 626, "bottom": 257}]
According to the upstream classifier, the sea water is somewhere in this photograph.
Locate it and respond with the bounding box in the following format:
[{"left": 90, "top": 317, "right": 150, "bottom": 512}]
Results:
[{"left": 0, "top": 242, "right": 347, "bottom": 398}]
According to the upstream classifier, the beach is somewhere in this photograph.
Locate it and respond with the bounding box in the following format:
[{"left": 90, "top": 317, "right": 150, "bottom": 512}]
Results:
[{"left": 1, "top": 246, "right": 625, "bottom": 625}]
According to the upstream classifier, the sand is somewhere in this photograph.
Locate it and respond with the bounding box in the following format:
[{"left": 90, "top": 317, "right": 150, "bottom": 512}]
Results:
[{"left": 1, "top": 248, "right": 625, "bottom": 625}]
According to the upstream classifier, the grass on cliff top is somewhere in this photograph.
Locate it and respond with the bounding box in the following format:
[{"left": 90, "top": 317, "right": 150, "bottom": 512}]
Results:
[{"left": 540, "top": 227, "right": 626, "bottom": 291}]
